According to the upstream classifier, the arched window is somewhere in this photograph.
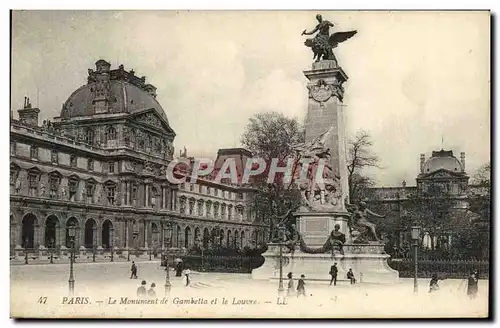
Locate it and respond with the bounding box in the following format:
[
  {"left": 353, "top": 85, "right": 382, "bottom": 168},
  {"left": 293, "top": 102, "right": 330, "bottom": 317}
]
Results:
[
  {"left": 105, "top": 126, "right": 117, "bottom": 145},
  {"left": 85, "top": 128, "right": 94, "bottom": 145}
]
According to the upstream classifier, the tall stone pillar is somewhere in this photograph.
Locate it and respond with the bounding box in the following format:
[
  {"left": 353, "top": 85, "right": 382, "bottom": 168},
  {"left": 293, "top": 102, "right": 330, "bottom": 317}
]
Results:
[
  {"left": 304, "top": 60, "right": 350, "bottom": 209},
  {"left": 59, "top": 225, "right": 65, "bottom": 248},
  {"left": 144, "top": 220, "right": 148, "bottom": 248},
  {"left": 145, "top": 184, "right": 149, "bottom": 208},
  {"left": 34, "top": 224, "right": 41, "bottom": 248},
  {"left": 121, "top": 181, "right": 127, "bottom": 205},
  {"left": 125, "top": 221, "right": 130, "bottom": 248}
]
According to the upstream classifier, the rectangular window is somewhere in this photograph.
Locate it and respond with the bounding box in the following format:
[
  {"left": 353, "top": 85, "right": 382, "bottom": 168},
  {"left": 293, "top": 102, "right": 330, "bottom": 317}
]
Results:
[
  {"left": 86, "top": 184, "right": 94, "bottom": 203},
  {"left": 28, "top": 174, "right": 38, "bottom": 196},
  {"left": 131, "top": 186, "right": 138, "bottom": 206},
  {"left": 238, "top": 193, "right": 244, "bottom": 200},
  {"left": 107, "top": 186, "right": 115, "bottom": 205},
  {"left": 207, "top": 187, "right": 211, "bottom": 195},
  {"left": 30, "top": 146, "right": 38, "bottom": 160},
  {"left": 88, "top": 159, "right": 94, "bottom": 171},
  {"left": 10, "top": 170, "right": 17, "bottom": 186},
  {"left": 108, "top": 161, "right": 115, "bottom": 173},
  {"left": 70, "top": 155, "right": 77, "bottom": 167},
  {"left": 69, "top": 180, "right": 78, "bottom": 201}
]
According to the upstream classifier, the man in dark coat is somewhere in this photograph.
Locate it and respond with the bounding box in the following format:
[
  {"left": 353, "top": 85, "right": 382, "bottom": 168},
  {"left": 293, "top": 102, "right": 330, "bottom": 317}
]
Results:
[
  {"left": 329, "top": 263, "right": 338, "bottom": 286},
  {"left": 347, "top": 268, "right": 356, "bottom": 284},
  {"left": 130, "top": 261, "right": 138, "bottom": 279}
]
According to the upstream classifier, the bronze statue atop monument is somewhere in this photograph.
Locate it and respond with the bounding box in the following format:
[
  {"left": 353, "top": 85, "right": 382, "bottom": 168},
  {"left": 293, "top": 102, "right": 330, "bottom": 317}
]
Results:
[{"left": 302, "top": 14, "right": 357, "bottom": 63}]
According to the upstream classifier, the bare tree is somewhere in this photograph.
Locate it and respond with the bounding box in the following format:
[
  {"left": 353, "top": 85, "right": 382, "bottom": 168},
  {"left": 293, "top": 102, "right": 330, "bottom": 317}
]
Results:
[{"left": 347, "top": 130, "right": 379, "bottom": 201}]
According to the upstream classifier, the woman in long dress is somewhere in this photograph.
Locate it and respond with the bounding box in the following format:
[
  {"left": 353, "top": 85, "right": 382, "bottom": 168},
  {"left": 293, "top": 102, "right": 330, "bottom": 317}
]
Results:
[{"left": 286, "top": 272, "right": 294, "bottom": 297}]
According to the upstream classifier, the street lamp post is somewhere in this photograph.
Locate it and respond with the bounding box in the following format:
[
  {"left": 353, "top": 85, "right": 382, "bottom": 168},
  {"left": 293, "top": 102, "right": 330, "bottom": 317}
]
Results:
[
  {"left": 277, "top": 225, "right": 285, "bottom": 298},
  {"left": 50, "top": 238, "right": 54, "bottom": 264},
  {"left": 110, "top": 227, "right": 114, "bottom": 262},
  {"left": 411, "top": 226, "right": 421, "bottom": 294},
  {"left": 24, "top": 238, "right": 29, "bottom": 265},
  {"left": 92, "top": 226, "right": 97, "bottom": 263},
  {"left": 164, "top": 223, "right": 172, "bottom": 296},
  {"left": 68, "top": 224, "right": 76, "bottom": 295}
]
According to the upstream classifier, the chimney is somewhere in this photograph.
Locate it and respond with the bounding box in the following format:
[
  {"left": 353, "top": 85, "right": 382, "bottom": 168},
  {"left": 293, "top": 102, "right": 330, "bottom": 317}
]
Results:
[
  {"left": 92, "top": 59, "right": 111, "bottom": 114},
  {"left": 18, "top": 96, "right": 40, "bottom": 126},
  {"left": 460, "top": 152, "right": 465, "bottom": 172},
  {"left": 420, "top": 154, "right": 425, "bottom": 173}
]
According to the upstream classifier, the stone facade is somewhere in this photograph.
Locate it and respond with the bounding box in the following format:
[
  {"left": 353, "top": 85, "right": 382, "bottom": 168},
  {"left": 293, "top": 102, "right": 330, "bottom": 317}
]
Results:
[{"left": 10, "top": 59, "right": 267, "bottom": 253}]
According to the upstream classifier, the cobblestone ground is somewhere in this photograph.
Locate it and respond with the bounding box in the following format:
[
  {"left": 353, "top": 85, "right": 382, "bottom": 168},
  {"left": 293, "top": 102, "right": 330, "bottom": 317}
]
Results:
[{"left": 11, "top": 261, "right": 489, "bottom": 318}]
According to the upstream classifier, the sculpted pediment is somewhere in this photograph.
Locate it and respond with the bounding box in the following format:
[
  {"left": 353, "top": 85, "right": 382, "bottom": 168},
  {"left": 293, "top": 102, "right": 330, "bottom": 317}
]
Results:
[{"left": 132, "top": 110, "right": 174, "bottom": 134}]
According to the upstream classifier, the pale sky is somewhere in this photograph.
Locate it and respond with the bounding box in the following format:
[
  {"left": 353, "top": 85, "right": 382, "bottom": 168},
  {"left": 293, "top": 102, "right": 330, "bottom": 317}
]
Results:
[{"left": 11, "top": 11, "right": 490, "bottom": 187}]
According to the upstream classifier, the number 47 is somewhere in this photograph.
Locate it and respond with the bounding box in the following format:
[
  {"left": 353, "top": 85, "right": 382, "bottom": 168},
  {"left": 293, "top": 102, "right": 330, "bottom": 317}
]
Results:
[{"left": 38, "top": 297, "right": 47, "bottom": 304}]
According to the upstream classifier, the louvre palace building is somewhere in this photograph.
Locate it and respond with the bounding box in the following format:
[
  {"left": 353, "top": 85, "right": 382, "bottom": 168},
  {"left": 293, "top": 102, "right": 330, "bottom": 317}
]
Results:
[{"left": 10, "top": 59, "right": 268, "bottom": 255}]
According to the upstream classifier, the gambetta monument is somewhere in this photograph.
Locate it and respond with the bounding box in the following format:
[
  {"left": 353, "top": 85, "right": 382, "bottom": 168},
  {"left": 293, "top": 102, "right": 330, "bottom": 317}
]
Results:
[{"left": 252, "top": 14, "right": 399, "bottom": 283}]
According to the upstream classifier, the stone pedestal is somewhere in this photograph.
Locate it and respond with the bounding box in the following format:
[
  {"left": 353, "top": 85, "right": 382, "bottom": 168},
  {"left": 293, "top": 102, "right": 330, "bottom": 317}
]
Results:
[
  {"left": 252, "top": 244, "right": 398, "bottom": 284},
  {"left": 296, "top": 211, "right": 350, "bottom": 246}
]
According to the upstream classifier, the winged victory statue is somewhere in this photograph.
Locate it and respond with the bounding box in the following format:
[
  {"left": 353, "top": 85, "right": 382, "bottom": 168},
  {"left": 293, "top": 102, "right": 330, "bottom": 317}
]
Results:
[{"left": 302, "top": 14, "right": 357, "bottom": 62}]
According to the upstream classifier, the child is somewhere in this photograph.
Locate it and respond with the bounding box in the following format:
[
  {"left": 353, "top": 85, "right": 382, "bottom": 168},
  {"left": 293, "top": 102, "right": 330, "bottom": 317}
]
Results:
[
  {"left": 297, "top": 274, "right": 306, "bottom": 297},
  {"left": 287, "top": 272, "right": 294, "bottom": 297}
]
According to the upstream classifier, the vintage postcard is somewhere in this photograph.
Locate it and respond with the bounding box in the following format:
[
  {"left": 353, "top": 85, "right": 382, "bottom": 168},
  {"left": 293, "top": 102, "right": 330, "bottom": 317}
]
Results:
[{"left": 10, "top": 10, "right": 490, "bottom": 319}]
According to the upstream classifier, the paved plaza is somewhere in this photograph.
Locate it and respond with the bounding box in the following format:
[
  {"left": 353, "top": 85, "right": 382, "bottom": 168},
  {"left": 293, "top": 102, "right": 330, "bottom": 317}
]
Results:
[{"left": 11, "top": 261, "right": 489, "bottom": 318}]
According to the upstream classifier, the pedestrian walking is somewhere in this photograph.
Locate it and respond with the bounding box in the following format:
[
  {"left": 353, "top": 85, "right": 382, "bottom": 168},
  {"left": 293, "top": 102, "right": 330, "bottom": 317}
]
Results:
[
  {"left": 148, "top": 283, "right": 156, "bottom": 298},
  {"left": 137, "top": 280, "right": 147, "bottom": 298},
  {"left": 329, "top": 263, "right": 338, "bottom": 286},
  {"left": 130, "top": 261, "right": 138, "bottom": 279},
  {"left": 287, "top": 272, "right": 294, "bottom": 297},
  {"left": 184, "top": 268, "right": 191, "bottom": 286},
  {"left": 297, "top": 274, "right": 306, "bottom": 297},
  {"left": 429, "top": 274, "right": 440, "bottom": 293},
  {"left": 467, "top": 271, "right": 478, "bottom": 299},
  {"left": 175, "top": 261, "right": 184, "bottom": 277},
  {"left": 347, "top": 268, "right": 356, "bottom": 284}
]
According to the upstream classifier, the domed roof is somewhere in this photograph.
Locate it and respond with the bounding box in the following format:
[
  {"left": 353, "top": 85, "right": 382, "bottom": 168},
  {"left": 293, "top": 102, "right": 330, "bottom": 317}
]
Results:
[
  {"left": 423, "top": 150, "right": 463, "bottom": 173},
  {"left": 60, "top": 60, "right": 169, "bottom": 124}
]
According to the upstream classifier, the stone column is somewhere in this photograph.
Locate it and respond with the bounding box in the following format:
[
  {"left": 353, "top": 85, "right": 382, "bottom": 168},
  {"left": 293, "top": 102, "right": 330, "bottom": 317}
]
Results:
[
  {"left": 171, "top": 190, "right": 176, "bottom": 211},
  {"left": 59, "top": 225, "right": 65, "bottom": 248},
  {"left": 145, "top": 184, "right": 149, "bottom": 208},
  {"left": 127, "top": 183, "right": 131, "bottom": 206},
  {"left": 125, "top": 221, "right": 130, "bottom": 248},
  {"left": 96, "top": 225, "right": 101, "bottom": 247},
  {"left": 10, "top": 223, "right": 16, "bottom": 249},
  {"left": 161, "top": 187, "right": 166, "bottom": 209},
  {"left": 144, "top": 220, "right": 148, "bottom": 248},
  {"left": 121, "top": 181, "right": 127, "bottom": 205},
  {"left": 34, "top": 224, "right": 41, "bottom": 248}
]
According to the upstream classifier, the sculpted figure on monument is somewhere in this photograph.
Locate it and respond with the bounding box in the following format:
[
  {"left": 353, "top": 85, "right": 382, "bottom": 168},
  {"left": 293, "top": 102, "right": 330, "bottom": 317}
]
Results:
[
  {"left": 345, "top": 201, "right": 388, "bottom": 243},
  {"left": 302, "top": 14, "right": 357, "bottom": 63},
  {"left": 328, "top": 224, "right": 346, "bottom": 255},
  {"left": 292, "top": 126, "right": 343, "bottom": 212}
]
